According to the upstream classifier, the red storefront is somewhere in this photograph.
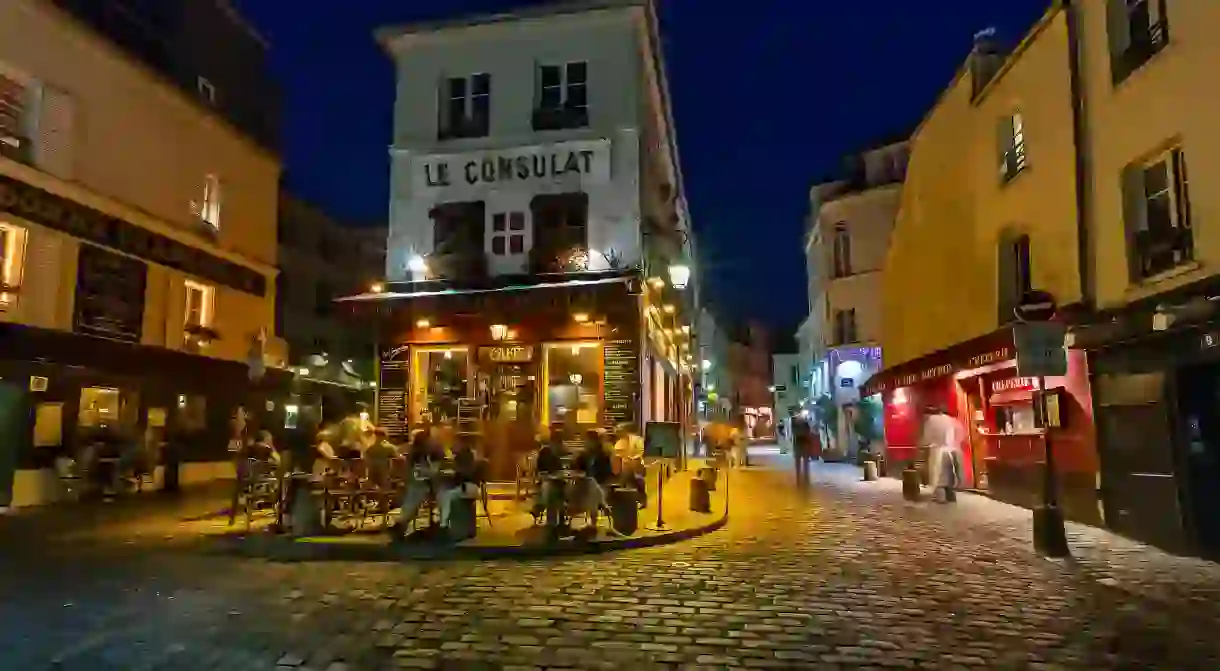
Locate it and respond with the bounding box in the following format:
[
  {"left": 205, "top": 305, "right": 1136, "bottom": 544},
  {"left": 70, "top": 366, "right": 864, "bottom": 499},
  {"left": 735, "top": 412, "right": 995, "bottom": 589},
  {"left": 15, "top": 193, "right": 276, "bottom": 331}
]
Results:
[{"left": 862, "top": 329, "right": 1101, "bottom": 525}]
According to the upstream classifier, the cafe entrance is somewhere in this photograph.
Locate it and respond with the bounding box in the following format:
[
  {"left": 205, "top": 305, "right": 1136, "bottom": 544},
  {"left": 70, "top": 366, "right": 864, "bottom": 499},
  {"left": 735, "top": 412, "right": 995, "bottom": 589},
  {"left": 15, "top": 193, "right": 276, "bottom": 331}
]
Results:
[{"left": 477, "top": 345, "right": 539, "bottom": 425}]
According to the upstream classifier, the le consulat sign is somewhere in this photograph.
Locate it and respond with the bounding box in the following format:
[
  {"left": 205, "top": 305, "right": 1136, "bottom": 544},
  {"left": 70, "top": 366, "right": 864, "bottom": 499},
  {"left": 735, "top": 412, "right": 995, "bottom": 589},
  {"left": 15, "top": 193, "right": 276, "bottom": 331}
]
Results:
[{"left": 413, "top": 139, "right": 611, "bottom": 193}]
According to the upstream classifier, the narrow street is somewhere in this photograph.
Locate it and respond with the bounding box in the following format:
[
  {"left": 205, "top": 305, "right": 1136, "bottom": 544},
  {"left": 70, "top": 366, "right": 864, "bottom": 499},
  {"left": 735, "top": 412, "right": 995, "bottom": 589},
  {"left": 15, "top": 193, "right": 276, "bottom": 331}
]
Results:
[{"left": 2, "top": 454, "right": 1217, "bottom": 670}]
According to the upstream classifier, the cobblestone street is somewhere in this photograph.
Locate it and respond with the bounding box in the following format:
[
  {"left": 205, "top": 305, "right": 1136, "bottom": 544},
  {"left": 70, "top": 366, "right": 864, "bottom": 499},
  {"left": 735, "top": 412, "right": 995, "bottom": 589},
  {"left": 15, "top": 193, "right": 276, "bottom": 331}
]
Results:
[{"left": 3, "top": 456, "right": 1218, "bottom": 670}]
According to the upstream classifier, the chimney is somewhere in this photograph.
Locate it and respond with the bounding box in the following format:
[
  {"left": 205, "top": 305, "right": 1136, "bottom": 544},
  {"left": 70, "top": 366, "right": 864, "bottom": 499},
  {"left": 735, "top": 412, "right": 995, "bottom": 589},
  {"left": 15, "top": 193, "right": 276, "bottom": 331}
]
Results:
[{"left": 969, "top": 27, "right": 1005, "bottom": 99}]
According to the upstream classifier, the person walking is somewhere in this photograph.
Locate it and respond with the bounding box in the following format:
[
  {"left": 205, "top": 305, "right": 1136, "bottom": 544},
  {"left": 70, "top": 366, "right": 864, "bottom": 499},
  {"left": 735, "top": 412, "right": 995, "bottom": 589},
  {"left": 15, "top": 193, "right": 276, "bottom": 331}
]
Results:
[{"left": 920, "top": 405, "right": 964, "bottom": 503}]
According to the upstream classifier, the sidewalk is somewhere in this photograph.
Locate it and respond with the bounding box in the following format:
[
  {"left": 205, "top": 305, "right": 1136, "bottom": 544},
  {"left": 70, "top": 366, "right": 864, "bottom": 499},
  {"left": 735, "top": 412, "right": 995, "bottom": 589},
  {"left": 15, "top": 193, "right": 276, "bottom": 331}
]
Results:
[{"left": 804, "top": 459, "right": 1220, "bottom": 624}]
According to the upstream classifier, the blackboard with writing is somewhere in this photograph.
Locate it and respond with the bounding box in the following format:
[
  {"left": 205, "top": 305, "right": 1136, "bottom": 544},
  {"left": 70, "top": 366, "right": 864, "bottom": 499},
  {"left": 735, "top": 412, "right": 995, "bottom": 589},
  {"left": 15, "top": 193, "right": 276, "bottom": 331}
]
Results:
[
  {"left": 378, "top": 345, "right": 410, "bottom": 440},
  {"left": 73, "top": 244, "right": 147, "bottom": 343},
  {"left": 602, "top": 339, "right": 638, "bottom": 428},
  {"left": 644, "top": 421, "right": 682, "bottom": 459}
]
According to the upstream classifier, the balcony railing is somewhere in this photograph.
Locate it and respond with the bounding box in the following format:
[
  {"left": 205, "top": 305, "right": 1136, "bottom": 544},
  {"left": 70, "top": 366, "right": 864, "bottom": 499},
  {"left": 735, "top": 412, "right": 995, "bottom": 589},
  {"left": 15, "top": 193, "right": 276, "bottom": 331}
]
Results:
[
  {"left": 1133, "top": 225, "right": 1193, "bottom": 280},
  {"left": 428, "top": 252, "right": 489, "bottom": 280}
]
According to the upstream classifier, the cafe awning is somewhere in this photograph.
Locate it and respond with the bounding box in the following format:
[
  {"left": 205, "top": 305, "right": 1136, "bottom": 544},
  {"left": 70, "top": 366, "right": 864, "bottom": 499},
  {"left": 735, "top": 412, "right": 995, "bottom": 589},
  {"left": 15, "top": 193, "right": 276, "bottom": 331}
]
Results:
[{"left": 860, "top": 328, "right": 1014, "bottom": 398}]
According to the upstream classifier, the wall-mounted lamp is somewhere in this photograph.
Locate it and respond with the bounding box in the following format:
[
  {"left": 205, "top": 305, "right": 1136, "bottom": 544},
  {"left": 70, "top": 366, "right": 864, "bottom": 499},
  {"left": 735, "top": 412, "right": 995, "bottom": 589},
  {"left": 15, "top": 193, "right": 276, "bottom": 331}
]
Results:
[
  {"left": 668, "top": 263, "right": 691, "bottom": 289},
  {"left": 701, "top": 359, "right": 712, "bottom": 371},
  {"left": 416, "top": 318, "right": 431, "bottom": 328},
  {"left": 490, "top": 324, "right": 509, "bottom": 341},
  {"left": 370, "top": 282, "right": 385, "bottom": 293},
  {"left": 573, "top": 312, "right": 589, "bottom": 323}
]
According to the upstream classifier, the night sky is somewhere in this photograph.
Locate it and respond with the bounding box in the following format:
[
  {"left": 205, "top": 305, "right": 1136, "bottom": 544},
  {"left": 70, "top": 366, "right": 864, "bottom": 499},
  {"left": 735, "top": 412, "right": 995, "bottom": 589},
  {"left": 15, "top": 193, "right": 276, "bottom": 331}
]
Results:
[{"left": 234, "top": 0, "right": 1049, "bottom": 336}]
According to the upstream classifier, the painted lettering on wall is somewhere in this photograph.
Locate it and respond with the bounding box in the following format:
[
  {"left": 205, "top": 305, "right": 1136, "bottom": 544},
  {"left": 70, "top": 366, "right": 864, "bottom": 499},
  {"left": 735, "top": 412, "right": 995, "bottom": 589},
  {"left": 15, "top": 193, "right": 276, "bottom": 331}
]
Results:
[
  {"left": 416, "top": 139, "right": 611, "bottom": 193},
  {"left": 991, "top": 377, "right": 1038, "bottom": 393},
  {"left": 482, "top": 345, "right": 534, "bottom": 363}
]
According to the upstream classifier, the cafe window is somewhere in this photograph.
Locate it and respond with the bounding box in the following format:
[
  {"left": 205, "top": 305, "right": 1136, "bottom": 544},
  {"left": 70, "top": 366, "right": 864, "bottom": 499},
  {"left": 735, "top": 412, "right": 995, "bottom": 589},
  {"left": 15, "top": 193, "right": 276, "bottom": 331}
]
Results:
[
  {"left": 411, "top": 347, "right": 469, "bottom": 424},
  {"left": 78, "top": 386, "right": 137, "bottom": 429},
  {"left": 176, "top": 394, "right": 207, "bottom": 431},
  {"left": 994, "top": 404, "right": 1037, "bottom": 434},
  {"left": 544, "top": 342, "right": 601, "bottom": 426}
]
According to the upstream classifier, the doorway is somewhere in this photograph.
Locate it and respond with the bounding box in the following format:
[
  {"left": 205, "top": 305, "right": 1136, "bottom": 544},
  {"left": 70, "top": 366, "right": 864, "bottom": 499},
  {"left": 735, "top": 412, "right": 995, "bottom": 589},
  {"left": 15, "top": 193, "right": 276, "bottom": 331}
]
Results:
[
  {"left": 0, "top": 381, "right": 25, "bottom": 509},
  {"left": 1174, "top": 363, "right": 1220, "bottom": 559}
]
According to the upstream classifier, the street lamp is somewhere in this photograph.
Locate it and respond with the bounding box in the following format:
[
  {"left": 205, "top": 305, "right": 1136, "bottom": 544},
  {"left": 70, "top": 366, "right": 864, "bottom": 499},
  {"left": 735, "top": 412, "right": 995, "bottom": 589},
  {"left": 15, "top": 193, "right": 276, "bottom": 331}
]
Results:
[{"left": 667, "top": 263, "right": 691, "bottom": 289}]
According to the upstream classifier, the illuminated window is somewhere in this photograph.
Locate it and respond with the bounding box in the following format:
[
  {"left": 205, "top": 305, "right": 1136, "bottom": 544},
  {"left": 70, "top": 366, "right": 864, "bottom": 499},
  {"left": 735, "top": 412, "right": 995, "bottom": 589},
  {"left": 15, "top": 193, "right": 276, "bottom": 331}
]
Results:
[
  {"left": 184, "top": 280, "right": 214, "bottom": 328},
  {"left": 0, "top": 221, "right": 28, "bottom": 309},
  {"left": 545, "top": 342, "right": 601, "bottom": 426},
  {"left": 78, "top": 387, "right": 121, "bottom": 428},
  {"left": 999, "top": 112, "right": 1027, "bottom": 182},
  {"left": 196, "top": 174, "right": 221, "bottom": 229},
  {"left": 411, "top": 348, "right": 470, "bottom": 424}
]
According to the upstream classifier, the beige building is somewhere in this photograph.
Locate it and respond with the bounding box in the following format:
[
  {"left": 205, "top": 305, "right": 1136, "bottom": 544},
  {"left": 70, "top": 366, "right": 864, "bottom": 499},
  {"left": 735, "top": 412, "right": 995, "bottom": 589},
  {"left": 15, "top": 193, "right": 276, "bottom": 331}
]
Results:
[{"left": 0, "top": 0, "right": 285, "bottom": 507}]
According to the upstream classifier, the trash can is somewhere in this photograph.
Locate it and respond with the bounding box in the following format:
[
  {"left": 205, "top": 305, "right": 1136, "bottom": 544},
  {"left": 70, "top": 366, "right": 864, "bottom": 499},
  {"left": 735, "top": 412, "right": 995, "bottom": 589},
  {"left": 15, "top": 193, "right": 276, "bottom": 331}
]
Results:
[
  {"left": 608, "top": 486, "right": 639, "bottom": 535},
  {"left": 863, "top": 460, "right": 879, "bottom": 481},
  {"left": 689, "top": 477, "right": 711, "bottom": 513},
  {"left": 447, "top": 497, "right": 477, "bottom": 541}
]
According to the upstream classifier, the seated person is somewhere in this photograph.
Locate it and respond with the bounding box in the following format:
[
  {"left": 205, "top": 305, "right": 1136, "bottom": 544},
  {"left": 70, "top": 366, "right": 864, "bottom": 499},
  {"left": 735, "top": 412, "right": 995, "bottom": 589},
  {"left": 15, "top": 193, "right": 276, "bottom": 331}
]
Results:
[
  {"left": 571, "top": 430, "right": 614, "bottom": 528},
  {"left": 439, "top": 435, "right": 481, "bottom": 529},
  {"left": 362, "top": 427, "right": 399, "bottom": 487},
  {"left": 533, "top": 433, "right": 569, "bottom": 514},
  {"left": 392, "top": 430, "right": 441, "bottom": 535},
  {"left": 612, "top": 423, "right": 647, "bottom": 507}
]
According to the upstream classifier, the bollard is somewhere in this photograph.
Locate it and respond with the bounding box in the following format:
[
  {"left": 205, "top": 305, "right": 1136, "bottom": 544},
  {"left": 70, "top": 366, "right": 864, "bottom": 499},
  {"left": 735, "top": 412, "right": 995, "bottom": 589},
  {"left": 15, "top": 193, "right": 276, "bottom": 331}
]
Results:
[
  {"left": 863, "top": 460, "right": 879, "bottom": 482},
  {"left": 902, "top": 466, "right": 922, "bottom": 501},
  {"left": 689, "top": 477, "right": 711, "bottom": 513}
]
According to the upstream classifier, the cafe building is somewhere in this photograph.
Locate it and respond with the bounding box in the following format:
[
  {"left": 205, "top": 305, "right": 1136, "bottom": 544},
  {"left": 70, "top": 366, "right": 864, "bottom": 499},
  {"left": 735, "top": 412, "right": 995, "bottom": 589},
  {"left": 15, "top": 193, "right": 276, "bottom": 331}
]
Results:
[
  {"left": 862, "top": 328, "right": 1101, "bottom": 525},
  {"left": 360, "top": 1, "right": 698, "bottom": 481}
]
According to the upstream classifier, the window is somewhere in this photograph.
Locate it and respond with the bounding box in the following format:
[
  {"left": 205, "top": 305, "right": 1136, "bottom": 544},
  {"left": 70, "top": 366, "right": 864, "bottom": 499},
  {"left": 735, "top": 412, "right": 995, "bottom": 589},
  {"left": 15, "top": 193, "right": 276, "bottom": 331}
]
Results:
[
  {"left": 412, "top": 347, "right": 470, "bottom": 424},
  {"left": 530, "top": 193, "right": 589, "bottom": 270},
  {"left": 999, "top": 112, "right": 1027, "bottom": 182},
  {"left": 439, "top": 73, "right": 490, "bottom": 139},
  {"left": 1107, "top": 0, "right": 1169, "bottom": 83},
  {"left": 833, "top": 309, "right": 857, "bottom": 345},
  {"left": 0, "top": 222, "right": 27, "bottom": 308},
  {"left": 545, "top": 342, "right": 601, "bottom": 426},
  {"left": 997, "top": 233, "right": 1032, "bottom": 324},
  {"left": 184, "top": 280, "right": 214, "bottom": 328},
  {"left": 197, "top": 77, "right": 216, "bottom": 105},
  {"left": 534, "top": 62, "right": 589, "bottom": 130},
  {"left": 831, "top": 223, "right": 851, "bottom": 278},
  {"left": 1124, "top": 147, "right": 1192, "bottom": 281},
  {"left": 490, "top": 211, "right": 526, "bottom": 256},
  {"left": 791, "top": 365, "right": 799, "bottom": 385},
  {"left": 195, "top": 174, "right": 221, "bottom": 229},
  {"left": 431, "top": 201, "right": 486, "bottom": 257},
  {"left": 0, "top": 71, "right": 31, "bottom": 164}
]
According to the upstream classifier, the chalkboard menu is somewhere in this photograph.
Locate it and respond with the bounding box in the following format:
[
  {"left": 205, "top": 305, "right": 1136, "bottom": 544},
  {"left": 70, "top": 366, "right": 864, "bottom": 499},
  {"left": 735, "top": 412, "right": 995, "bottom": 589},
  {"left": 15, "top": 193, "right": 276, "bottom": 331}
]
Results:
[
  {"left": 73, "top": 244, "right": 147, "bottom": 343},
  {"left": 602, "top": 339, "right": 639, "bottom": 428},
  {"left": 644, "top": 421, "right": 682, "bottom": 459},
  {"left": 378, "top": 345, "right": 410, "bottom": 440}
]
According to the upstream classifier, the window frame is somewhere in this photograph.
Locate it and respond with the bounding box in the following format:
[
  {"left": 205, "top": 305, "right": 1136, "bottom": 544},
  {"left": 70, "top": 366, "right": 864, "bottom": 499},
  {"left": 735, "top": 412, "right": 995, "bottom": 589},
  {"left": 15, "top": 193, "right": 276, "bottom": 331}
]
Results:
[
  {"left": 439, "top": 73, "right": 491, "bottom": 138},
  {"left": 538, "top": 61, "right": 588, "bottom": 111},
  {"left": 999, "top": 112, "right": 1027, "bottom": 183},
  {"left": 489, "top": 210, "right": 527, "bottom": 257},
  {"left": 198, "top": 174, "right": 221, "bottom": 229},
  {"left": 1125, "top": 146, "right": 1193, "bottom": 281},
  {"left": 0, "top": 66, "right": 34, "bottom": 164},
  {"left": 183, "top": 279, "right": 214, "bottom": 328},
  {"left": 831, "top": 223, "right": 851, "bottom": 278},
  {"left": 0, "top": 221, "right": 28, "bottom": 308}
]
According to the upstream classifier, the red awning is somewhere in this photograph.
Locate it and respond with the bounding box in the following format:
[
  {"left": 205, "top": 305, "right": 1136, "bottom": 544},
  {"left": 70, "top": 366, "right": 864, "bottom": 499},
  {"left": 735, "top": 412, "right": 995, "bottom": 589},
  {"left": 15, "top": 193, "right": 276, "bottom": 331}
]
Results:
[{"left": 862, "top": 328, "right": 1015, "bottom": 397}]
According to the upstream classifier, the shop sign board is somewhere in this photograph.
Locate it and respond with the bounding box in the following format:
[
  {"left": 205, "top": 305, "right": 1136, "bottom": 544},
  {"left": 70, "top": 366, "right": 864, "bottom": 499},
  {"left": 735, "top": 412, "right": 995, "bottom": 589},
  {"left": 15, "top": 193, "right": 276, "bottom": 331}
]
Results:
[
  {"left": 482, "top": 345, "right": 534, "bottom": 363},
  {"left": 1013, "top": 322, "right": 1068, "bottom": 377}
]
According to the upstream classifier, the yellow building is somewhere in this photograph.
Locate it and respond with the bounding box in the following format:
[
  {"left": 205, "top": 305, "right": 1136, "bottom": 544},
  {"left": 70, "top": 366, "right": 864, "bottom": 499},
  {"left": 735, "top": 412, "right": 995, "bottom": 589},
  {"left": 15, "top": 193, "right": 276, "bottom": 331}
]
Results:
[
  {"left": 1073, "top": 0, "right": 1220, "bottom": 557},
  {"left": 866, "top": 7, "right": 1101, "bottom": 525},
  {"left": 0, "top": 0, "right": 287, "bottom": 507}
]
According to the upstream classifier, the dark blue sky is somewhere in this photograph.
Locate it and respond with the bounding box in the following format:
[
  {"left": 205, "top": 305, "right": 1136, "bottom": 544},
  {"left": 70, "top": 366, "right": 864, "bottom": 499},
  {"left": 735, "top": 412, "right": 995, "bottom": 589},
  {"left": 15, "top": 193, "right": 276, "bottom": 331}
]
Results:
[{"left": 235, "top": 0, "right": 1048, "bottom": 334}]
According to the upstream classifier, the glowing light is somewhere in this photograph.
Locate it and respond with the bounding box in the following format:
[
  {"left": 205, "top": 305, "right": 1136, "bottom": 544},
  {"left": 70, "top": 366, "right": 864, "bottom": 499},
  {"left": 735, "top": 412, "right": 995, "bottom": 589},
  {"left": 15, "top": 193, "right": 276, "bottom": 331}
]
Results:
[
  {"left": 407, "top": 255, "right": 428, "bottom": 273},
  {"left": 490, "top": 324, "right": 509, "bottom": 340},
  {"left": 667, "top": 263, "right": 691, "bottom": 289},
  {"left": 370, "top": 282, "right": 385, "bottom": 293},
  {"left": 573, "top": 312, "right": 589, "bottom": 323},
  {"left": 416, "top": 318, "right": 431, "bottom": 328}
]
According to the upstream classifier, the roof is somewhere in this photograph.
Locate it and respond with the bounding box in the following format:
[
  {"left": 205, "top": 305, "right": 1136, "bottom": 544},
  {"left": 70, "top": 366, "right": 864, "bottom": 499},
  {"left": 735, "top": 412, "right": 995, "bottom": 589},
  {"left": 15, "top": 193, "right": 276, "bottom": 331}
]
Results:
[{"left": 374, "top": 0, "right": 646, "bottom": 50}]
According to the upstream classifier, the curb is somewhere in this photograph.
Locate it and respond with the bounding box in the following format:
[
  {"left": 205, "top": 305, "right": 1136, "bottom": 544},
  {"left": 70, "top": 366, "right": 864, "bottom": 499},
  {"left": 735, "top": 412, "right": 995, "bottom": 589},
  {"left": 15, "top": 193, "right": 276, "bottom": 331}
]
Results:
[{"left": 208, "top": 507, "right": 729, "bottom": 562}]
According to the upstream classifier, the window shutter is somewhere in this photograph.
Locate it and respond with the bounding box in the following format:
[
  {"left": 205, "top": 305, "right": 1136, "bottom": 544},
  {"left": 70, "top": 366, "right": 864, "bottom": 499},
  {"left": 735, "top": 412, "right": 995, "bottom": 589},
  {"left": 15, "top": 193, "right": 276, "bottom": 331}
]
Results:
[
  {"left": 34, "top": 85, "right": 76, "bottom": 180},
  {"left": 996, "top": 235, "right": 1017, "bottom": 325},
  {"left": 1105, "top": 0, "right": 1131, "bottom": 75},
  {"left": 996, "top": 115, "right": 1013, "bottom": 174},
  {"left": 1171, "top": 148, "right": 1190, "bottom": 229},
  {"left": 1121, "top": 165, "right": 1148, "bottom": 282}
]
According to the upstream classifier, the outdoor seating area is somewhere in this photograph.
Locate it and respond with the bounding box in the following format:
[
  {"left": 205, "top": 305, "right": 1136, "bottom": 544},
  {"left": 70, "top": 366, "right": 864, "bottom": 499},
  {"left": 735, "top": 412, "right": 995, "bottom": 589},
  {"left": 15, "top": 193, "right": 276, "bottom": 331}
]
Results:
[{"left": 207, "top": 458, "right": 727, "bottom": 558}]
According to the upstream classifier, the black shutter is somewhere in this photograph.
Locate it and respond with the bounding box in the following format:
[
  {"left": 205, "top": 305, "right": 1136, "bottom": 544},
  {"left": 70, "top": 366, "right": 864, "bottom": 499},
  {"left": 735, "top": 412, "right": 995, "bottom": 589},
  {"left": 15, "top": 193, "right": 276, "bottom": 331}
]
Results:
[{"left": 1121, "top": 164, "right": 1148, "bottom": 282}]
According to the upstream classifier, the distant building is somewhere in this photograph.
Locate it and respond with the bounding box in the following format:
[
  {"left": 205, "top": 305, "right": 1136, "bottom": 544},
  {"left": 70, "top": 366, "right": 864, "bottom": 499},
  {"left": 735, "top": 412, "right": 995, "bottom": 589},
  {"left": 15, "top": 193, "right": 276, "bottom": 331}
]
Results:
[{"left": 727, "top": 322, "right": 772, "bottom": 439}]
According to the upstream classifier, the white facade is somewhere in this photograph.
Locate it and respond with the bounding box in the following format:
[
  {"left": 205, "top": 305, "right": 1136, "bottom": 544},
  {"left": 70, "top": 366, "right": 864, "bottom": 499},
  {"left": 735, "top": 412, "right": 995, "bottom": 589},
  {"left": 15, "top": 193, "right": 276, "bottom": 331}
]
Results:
[
  {"left": 803, "top": 140, "right": 907, "bottom": 406},
  {"left": 771, "top": 353, "right": 803, "bottom": 418},
  {"left": 378, "top": 1, "right": 677, "bottom": 282}
]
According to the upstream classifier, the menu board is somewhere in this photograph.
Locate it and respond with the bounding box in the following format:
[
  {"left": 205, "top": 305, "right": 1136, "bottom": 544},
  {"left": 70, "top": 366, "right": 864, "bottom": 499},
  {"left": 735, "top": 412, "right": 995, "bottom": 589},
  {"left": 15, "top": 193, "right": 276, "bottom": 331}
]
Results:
[
  {"left": 378, "top": 345, "right": 410, "bottom": 440},
  {"left": 644, "top": 421, "right": 682, "bottom": 459},
  {"left": 602, "top": 339, "right": 639, "bottom": 428},
  {"left": 73, "top": 244, "right": 147, "bottom": 343}
]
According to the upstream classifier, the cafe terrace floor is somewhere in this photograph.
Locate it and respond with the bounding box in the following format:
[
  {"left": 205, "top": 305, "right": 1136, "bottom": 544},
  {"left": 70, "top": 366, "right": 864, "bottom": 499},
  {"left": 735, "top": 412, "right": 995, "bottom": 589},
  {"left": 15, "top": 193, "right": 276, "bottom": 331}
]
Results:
[{"left": 197, "top": 463, "right": 728, "bottom": 561}]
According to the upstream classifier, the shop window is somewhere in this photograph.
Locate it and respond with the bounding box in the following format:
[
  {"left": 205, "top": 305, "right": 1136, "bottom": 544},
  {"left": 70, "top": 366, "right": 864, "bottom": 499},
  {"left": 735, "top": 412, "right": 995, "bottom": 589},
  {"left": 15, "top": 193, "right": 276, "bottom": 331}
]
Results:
[
  {"left": 544, "top": 342, "right": 601, "bottom": 426},
  {"left": 78, "top": 387, "right": 136, "bottom": 430},
  {"left": 490, "top": 211, "right": 527, "bottom": 256},
  {"left": 1123, "top": 147, "right": 1192, "bottom": 281},
  {"left": 412, "top": 347, "right": 469, "bottom": 424},
  {"left": 0, "top": 221, "right": 28, "bottom": 309},
  {"left": 994, "top": 404, "right": 1036, "bottom": 434}
]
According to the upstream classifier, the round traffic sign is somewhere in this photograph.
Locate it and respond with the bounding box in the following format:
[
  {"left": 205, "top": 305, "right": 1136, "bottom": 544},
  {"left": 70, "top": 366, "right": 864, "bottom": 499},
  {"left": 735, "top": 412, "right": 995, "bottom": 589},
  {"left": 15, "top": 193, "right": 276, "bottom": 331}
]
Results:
[{"left": 1014, "top": 289, "right": 1057, "bottom": 322}]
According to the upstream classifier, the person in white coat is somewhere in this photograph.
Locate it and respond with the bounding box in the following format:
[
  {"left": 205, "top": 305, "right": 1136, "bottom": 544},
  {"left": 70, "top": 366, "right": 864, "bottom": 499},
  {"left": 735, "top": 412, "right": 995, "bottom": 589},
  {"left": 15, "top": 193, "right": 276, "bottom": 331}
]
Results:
[{"left": 919, "top": 405, "right": 964, "bottom": 503}]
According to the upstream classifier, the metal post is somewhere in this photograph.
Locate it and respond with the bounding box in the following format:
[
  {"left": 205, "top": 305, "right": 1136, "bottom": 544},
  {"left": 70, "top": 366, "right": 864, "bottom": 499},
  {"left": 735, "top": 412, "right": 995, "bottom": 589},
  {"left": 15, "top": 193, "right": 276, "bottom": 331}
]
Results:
[{"left": 1033, "top": 375, "right": 1070, "bottom": 557}]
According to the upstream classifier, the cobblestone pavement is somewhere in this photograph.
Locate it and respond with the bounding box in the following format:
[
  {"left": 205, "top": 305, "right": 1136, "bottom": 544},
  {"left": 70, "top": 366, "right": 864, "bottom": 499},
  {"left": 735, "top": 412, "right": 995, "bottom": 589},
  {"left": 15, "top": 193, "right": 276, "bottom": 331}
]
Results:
[{"left": 2, "top": 458, "right": 1219, "bottom": 670}]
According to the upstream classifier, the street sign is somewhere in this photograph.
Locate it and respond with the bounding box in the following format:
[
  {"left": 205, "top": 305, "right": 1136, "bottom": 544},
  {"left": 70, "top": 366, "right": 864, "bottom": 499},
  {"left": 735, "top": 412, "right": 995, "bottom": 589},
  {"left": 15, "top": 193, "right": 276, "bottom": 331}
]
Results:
[
  {"left": 1014, "top": 289, "right": 1058, "bottom": 323},
  {"left": 774, "top": 385, "right": 787, "bottom": 392},
  {"left": 1013, "top": 321, "right": 1068, "bottom": 377}
]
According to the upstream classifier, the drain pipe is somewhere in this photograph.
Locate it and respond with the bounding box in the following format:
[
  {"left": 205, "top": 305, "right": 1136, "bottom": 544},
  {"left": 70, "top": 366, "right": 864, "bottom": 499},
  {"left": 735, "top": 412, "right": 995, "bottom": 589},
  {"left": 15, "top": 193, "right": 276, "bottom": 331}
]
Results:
[{"left": 1063, "top": 0, "right": 1094, "bottom": 313}]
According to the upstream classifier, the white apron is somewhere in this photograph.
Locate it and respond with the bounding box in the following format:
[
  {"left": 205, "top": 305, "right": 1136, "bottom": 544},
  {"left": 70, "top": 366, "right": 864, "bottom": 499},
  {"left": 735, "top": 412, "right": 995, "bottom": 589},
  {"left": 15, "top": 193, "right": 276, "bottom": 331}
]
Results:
[{"left": 927, "top": 444, "right": 961, "bottom": 491}]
